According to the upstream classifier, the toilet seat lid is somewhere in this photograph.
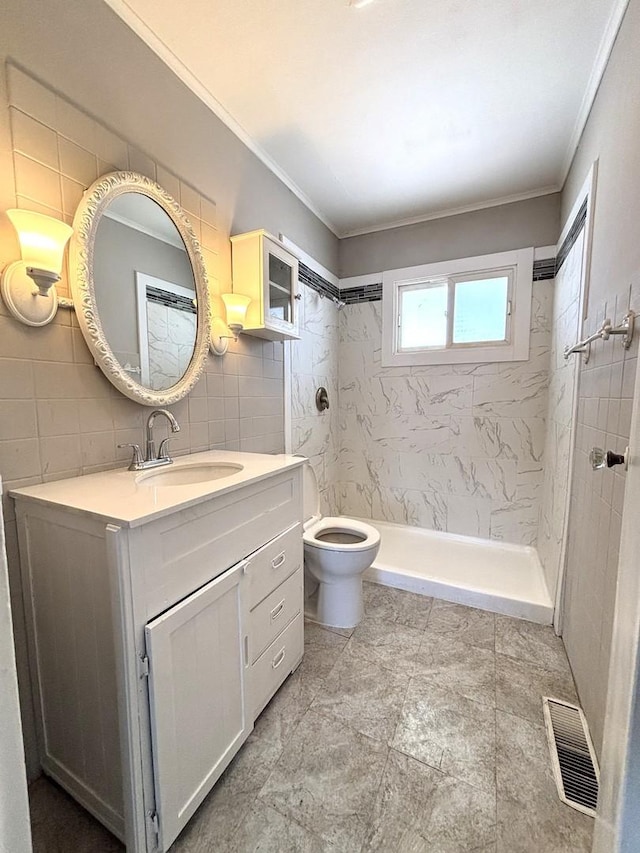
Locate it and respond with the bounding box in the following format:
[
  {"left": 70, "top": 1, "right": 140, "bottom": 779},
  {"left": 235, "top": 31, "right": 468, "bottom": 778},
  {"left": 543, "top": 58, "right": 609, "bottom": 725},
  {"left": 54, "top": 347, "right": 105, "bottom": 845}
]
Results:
[{"left": 302, "top": 460, "right": 321, "bottom": 524}]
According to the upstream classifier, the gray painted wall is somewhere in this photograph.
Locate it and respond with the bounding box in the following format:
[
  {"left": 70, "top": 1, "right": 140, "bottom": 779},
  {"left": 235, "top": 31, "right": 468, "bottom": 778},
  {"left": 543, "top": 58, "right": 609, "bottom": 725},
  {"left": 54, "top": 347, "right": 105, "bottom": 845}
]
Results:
[
  {"left": 561, "top": 0, "right": 640, "bottom": 309},
  {"left": 339, "top": 193, "right": 561, "bottom": 277},
  {"left": 0, "top": 0, "right": 339, "bottom": 278}
]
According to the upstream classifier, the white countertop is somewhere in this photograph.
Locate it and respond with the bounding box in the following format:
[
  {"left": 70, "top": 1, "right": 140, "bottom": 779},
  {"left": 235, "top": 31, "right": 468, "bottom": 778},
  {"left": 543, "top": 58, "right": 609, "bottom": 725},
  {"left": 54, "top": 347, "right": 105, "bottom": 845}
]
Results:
[{"left": 10, "top": 450, "right": 304, "bottom": 528}]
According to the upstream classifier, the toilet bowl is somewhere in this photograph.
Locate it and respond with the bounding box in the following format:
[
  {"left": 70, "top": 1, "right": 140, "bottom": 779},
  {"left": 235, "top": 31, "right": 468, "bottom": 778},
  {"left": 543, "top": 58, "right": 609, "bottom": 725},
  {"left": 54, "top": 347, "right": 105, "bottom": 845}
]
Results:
[{"left": 301, "top": 460, "right": 380, "bottom": 629}]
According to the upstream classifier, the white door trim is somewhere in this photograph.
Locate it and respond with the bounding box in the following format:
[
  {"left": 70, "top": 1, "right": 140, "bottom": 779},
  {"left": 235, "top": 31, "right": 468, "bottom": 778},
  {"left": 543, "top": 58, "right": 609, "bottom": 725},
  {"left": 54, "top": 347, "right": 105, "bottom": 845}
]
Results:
[
  {"left": 553, "top": 161, "right": 598, "bottom": 635},
  {"left": 593, "top": 354, "right": 640, "bottom": 851},
  {"left": 0, "top": 478, "right": 32, "bottom": 853}
]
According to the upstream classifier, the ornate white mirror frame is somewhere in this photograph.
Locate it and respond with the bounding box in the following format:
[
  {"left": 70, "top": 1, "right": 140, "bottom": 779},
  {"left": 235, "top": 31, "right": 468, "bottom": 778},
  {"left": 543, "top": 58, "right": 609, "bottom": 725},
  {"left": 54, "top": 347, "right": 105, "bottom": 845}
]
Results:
[{"left": 70, "top": 171, "right": 211, "bottom": 406}]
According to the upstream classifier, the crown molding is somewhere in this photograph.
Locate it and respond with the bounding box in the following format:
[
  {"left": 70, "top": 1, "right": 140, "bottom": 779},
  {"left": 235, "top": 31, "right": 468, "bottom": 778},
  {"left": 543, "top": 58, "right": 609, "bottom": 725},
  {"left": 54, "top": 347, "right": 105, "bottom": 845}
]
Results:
[
  {"left": 339, "top": 186, "right": 560, "bottom": 239},
  {"left": 102, "top": 0, "right": 340, "bottom": 236},
  {"left": 560, "top": 0, "right": 630, "bottom": 183}
]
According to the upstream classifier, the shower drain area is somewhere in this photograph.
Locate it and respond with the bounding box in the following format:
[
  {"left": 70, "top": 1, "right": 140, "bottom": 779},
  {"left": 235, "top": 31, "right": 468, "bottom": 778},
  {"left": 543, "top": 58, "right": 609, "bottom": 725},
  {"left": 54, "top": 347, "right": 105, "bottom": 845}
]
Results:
[{"left": 543, "top": 697, "right": 600, "bottom": 816}]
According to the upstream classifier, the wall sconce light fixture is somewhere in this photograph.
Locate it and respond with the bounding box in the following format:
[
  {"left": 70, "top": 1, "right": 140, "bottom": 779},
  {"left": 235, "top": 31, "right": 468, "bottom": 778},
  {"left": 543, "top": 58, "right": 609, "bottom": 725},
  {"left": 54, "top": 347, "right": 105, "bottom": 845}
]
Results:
[
  {"left": 1, "top": 209, "right": 73, "bottom": 326},
  {"left": 210, "top": 293, "right": 251, "bottom": 356}
]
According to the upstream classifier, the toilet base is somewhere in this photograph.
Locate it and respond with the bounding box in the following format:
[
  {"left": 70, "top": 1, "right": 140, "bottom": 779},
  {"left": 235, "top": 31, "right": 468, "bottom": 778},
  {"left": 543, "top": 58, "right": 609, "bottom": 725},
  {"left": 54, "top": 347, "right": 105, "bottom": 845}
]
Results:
[{"left": 304, "top": 575, "right": 364, "bottom": 629}]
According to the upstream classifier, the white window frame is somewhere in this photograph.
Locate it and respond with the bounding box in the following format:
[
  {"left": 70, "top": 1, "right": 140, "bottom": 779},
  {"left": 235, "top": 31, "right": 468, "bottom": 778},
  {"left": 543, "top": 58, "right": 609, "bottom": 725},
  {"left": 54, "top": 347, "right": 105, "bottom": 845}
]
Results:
[{"left": 381, "top": 248, "right": 533, "bottom": 366}]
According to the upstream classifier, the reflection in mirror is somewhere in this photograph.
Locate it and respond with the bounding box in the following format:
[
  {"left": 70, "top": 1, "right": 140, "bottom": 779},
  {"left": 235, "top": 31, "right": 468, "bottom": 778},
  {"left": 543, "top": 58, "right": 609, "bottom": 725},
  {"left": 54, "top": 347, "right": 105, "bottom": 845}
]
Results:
[{"left": 93, "top": 192, "right": 197, "bottom": 391}]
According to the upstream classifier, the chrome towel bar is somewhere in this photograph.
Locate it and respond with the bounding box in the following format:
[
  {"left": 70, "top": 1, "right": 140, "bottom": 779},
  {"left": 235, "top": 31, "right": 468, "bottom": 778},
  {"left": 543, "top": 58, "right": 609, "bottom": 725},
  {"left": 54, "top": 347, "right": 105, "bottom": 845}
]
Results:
[{"left": 564, "top": 310, "right": 635, "bottom": 364}]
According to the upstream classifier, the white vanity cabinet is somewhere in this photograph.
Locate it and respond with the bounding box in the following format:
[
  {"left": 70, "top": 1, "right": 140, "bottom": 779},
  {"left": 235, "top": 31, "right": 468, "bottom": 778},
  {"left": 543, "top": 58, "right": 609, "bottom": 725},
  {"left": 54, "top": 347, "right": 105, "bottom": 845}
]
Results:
[
  {"left": 230, "top": 229, "right": 300, "bottom": 341},
  {"left": 11, "top": 453, "right": 304, "bottom": 853}
]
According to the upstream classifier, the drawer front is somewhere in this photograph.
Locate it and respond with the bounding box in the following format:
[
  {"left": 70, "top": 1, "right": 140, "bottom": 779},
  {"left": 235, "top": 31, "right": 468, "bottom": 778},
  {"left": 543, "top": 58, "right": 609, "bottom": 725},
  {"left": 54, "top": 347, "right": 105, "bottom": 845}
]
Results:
[
  {"left": 247, "top": 522, "right": 302, "bottom": 609},
  {"left": 251, "top": 612, "right": 303, "bottom": 718},
  {"left": 249, "top": 568, "right": 302, "bottom": 663},
  {"left": 131, "top": 469, "right": 302, "bottom": 620}
]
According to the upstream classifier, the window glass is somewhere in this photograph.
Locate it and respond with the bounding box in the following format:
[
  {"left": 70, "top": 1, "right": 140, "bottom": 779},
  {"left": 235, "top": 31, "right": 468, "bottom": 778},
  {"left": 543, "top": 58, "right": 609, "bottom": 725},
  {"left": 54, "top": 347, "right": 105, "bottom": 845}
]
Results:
[
  {"left": 452, "top": 276, "right": 509, "bottom": 343},
  {"left": 399, "top": 282, "right": 447, "bottom": 350}
]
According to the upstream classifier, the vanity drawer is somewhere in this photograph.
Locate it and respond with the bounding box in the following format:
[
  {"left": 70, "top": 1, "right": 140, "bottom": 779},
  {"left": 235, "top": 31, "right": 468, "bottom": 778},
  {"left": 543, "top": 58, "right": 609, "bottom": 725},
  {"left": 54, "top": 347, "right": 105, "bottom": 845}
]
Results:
[
  {"left": 251, "top": 612, "right": 303, "bottom": 718},
  {"left": 247, "top": 522, "right": 302, "bottom": 609},
  {"left": 249, "top": 568, "right": 302, "bottom": 663}
]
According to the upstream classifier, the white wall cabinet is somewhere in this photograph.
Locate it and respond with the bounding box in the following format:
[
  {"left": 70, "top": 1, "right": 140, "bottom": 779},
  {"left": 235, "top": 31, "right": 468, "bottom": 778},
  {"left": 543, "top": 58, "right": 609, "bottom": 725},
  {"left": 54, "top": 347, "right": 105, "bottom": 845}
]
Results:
[
  {"left": 12, "top": 461, "right": 304, "bottom": 852},
  {"left": 230, "top": 229, "right": 300, "bottom": 341}
]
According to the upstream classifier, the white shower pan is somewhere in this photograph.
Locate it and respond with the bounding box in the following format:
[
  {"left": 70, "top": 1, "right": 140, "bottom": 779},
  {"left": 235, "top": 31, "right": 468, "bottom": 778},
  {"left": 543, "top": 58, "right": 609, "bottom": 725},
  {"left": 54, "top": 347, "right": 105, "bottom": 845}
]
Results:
[{"left": 361, "top": 518, "right": 553, "bottom": 624}]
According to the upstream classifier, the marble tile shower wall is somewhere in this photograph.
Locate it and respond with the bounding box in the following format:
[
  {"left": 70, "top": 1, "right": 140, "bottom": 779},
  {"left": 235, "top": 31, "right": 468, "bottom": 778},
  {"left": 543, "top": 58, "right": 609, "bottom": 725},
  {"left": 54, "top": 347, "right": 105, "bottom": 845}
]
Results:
[
  {"left": 337, "top": 282, "right": 553, "bottom": 546},
  {"left": 0, "top": 66, "right": 284, "bottom": 778},
  {"left": 290, "top": 286, "right": 340, "bottom": 514},
  {"left": 562, "top": 279, "right": 640, "bottom": 755},
  {"left": 537, "top": 231, "right": 584, "bottom": 599}
]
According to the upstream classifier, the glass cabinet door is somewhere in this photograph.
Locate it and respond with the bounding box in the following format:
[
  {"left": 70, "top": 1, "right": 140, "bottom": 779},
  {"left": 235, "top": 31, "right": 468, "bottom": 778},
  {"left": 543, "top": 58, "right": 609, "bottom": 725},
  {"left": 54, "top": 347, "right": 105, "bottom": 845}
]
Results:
[
  {"left": 268, "top": 252, "right": 293, "bottom": 323},
  {"left": 263, "top": 235, "right": 297, "bottom": 329},
  {"left": 267, "top": 249, "right": 294, "bottom": 323}
]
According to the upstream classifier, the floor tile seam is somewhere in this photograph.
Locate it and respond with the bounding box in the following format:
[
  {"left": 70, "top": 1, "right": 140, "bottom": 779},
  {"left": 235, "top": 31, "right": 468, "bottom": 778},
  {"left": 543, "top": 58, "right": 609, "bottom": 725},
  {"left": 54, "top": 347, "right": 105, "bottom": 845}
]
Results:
[
  {"left": 344, "top": 640, "right": 420, "bottom": 680},
  {"left": 338, "top": 651, "right": 416, "bottom": 687},
  {"left": 251, "top": 709, "right": 318, "bottom": 806},
  {"left": 360, "top": 610, "right": 425, "bottom": 634},
  {"left": 385, "top": 659, "right": 427, "bottom": 754},
  {"left": 421, "top": 629, "right": 497, "bottom": 655},
  {"left": 418, "top": 627, "right": 498, "bottom": 657},
  {"left": 388, "top": 742, "right": 500, "bottom": 797},
  {"left": 406, "top": 672, "right": 498, "bottom": 711},
  {"left": 307, "top": 620, "right": 354, "bottom": 640},
  {"left": 494, "top": 703, "right": 546, "bottom": 731},
  {"left": 226, "top": 791, "right": 264, "bottom": 853},
  {"left": 258, "top": 738, "right": 387, "bottom": 852},
  {"left": 362, "top": 744, "right": 395, "bottom": 853},
  {"left": 493, "top": 648, "right": 574, "bottom": 679},
  {"left": 251, "top": 798, "right": 334, "bottom": 851},
  {"left": 309, "top": 703, "right": 394, "bottom": 752}
]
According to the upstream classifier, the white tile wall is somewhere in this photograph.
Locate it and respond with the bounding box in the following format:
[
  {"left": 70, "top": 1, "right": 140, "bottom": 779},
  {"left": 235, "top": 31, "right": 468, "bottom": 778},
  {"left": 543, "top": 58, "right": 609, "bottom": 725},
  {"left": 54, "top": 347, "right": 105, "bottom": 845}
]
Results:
[
  {"left": 290, "top": 286, "right": 340, "bottom": 515},
  {"left": 562, "top": 275, "right": 640, "bottom": 756},
  {"left": 336, "top": 284, "right": 553, "bottom": 545}
]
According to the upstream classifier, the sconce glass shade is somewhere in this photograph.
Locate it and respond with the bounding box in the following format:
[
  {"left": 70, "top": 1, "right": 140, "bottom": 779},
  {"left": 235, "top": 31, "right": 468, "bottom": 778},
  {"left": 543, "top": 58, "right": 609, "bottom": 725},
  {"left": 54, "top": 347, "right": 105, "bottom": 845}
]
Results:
[
  {"left": 210, "top": 294, "right": 251, "bottom": 357},
  {"left": 2, "top": 209, "right": 73, "bottom": 326},
  {"left": 7, "top": 209, "right": 73, "bottom": 283},
  {"left": 221, "top": 293, "right": 251, "bottom": 330}
]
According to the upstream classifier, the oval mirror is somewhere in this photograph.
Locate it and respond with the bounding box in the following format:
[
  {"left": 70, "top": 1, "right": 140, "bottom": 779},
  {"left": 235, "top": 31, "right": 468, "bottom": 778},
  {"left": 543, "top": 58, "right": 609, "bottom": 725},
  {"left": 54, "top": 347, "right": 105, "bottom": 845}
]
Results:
[{"left": 70, "top": 171, "right": 211, "bottom": 405}]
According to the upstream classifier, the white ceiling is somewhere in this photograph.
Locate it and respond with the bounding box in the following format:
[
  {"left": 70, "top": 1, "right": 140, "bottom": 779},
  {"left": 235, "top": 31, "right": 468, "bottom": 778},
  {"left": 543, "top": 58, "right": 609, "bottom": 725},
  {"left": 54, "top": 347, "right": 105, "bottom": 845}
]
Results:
[{"left": 104, "top": 0, "right": 627, "bottom": 237}]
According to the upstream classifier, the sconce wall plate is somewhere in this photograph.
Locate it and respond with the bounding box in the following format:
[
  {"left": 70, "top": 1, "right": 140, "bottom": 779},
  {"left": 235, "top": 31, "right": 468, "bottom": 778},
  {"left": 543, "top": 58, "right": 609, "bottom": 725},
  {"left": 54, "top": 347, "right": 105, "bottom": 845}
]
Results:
[
  {"left": 210, "top": 315, "right": 230, "bottom": 357},
  {"left": 1, "top": 260, "right": 58, "bottom": 326}
]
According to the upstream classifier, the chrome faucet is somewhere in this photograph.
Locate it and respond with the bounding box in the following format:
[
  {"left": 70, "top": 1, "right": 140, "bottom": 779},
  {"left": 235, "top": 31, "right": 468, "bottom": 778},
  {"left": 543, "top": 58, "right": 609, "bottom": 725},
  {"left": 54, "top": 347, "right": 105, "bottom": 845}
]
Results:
[
  {"left": 145, "top": 409, "right": 180, "bottom": 462},
  {"left": 119, "top": 409, "right": 181, "bottom": 471}
]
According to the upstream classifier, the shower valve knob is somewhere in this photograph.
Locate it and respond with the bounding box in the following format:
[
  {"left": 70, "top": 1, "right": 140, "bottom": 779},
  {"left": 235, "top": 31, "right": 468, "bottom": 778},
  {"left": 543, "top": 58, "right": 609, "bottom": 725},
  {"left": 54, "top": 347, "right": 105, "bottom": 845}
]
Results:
[{"left": 590, "top": 447, "right": 628, "bottom": 470}]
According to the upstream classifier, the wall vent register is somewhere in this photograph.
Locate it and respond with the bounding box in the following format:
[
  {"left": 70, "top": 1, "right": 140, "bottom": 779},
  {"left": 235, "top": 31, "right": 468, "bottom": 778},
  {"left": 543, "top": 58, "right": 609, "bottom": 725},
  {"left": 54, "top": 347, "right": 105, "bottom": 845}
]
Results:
[{"left": 543, "top": 697, "right": 599, "bottom": 816}]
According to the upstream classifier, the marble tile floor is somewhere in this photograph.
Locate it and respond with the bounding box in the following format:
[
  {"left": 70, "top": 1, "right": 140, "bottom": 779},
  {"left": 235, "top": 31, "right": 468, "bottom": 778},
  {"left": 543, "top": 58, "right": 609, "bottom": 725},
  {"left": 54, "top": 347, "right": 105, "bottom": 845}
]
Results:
[{"left": 29, "top": 582, "right": 594, "bottom": 853}]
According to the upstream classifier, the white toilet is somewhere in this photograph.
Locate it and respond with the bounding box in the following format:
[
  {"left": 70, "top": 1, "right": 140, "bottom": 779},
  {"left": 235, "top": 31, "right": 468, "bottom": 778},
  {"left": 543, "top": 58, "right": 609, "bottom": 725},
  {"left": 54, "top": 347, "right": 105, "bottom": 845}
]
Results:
[{"left": 302, "top": 461, "right": 380, "bottom": 629}]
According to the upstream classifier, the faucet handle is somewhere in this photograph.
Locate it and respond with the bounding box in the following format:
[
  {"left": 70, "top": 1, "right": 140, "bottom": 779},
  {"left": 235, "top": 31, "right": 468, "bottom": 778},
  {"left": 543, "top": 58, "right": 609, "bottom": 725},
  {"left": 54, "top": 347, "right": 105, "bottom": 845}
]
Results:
[
  {"left": 118, "top": 443, "right": 144, "bottom": 470},
  {"left": 157, "top": 437, "right": 173, "bottom": 461}
]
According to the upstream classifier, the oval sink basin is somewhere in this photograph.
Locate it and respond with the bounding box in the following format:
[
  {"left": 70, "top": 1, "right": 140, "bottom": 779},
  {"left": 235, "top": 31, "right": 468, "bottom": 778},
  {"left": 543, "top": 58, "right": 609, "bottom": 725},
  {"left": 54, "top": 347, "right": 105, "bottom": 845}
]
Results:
[{"left": 136, "top": 462, "right": 244, "bottom": 487}]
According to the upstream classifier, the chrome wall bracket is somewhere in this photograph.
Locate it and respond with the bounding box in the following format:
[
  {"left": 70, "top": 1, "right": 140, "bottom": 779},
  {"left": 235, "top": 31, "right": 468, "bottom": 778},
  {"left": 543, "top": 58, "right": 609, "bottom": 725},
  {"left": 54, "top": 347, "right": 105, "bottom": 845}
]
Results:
[{"left": 564, "top": 310, "right": 636, "bottom": 364}]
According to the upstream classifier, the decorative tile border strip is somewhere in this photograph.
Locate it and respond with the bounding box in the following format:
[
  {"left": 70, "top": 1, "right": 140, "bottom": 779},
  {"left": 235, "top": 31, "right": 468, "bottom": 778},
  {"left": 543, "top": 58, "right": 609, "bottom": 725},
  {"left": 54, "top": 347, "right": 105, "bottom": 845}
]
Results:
[
  {"left": 341, "top": 283, "right": 383, "bottom": 304},
  {"left": 300, "top": 252, "right": 560, "bottom": 309},
  {"left": 556, "top": 198, "right": 587, "bottom": 273},
  {"left": 337, "top": 258, "right": 557, "bottom": 305},
  {"left": 146, "top": 285, "right": 197, "bottom": 314},
  {"left": 533, "top": 257, "right": 557, "bottom": 281},
  {"left": 298, "top": 261, "right": 340, "bottom": 300}
]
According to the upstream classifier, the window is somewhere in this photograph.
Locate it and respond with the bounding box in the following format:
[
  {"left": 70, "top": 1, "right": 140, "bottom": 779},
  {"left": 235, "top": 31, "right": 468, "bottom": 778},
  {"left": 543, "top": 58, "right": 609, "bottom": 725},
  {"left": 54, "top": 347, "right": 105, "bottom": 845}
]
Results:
[{"left": 382, "top": 249, "right": 533, "bottom": 366}]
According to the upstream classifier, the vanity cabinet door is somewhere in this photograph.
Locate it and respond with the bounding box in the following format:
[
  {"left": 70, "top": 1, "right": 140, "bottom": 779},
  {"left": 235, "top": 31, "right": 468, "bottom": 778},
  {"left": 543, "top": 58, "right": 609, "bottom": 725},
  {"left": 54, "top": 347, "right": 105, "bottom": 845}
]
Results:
[{"left": 144, "top": 560, "right": 249, "bottom": 852}]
